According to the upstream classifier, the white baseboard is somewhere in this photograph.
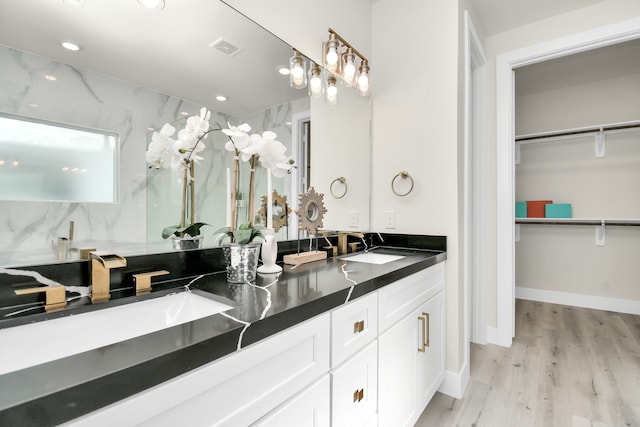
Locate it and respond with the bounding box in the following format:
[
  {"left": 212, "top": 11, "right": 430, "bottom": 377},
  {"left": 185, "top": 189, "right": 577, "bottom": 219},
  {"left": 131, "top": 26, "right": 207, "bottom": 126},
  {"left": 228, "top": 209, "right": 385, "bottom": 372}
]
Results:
[
  {"left": 516, "top": 287, "right": 640, "bottom": 315},
  {"left": 438, "top": 360, "right": 470, "bottom": 399}
]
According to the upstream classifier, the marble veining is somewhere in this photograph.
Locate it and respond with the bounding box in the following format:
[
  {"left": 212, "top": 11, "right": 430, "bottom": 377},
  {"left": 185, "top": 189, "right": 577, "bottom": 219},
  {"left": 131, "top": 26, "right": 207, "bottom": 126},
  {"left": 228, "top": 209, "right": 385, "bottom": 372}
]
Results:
[{"left": 0, "top": 46, "right": 298, "bottom": 266}]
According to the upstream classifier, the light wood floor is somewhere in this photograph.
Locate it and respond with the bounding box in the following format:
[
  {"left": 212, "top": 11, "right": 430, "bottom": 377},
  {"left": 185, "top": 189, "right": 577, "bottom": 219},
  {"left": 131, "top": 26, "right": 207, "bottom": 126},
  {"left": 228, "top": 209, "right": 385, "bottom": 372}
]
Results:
[{"left": 415, "top": 299, "right": 640, "bottom": 427}]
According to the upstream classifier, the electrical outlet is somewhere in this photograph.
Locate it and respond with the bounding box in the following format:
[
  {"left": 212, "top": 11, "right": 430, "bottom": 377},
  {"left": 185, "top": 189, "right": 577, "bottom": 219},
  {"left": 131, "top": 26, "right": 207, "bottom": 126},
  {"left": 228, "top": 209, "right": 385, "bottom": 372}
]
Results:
[
  {"left": 384, "top": 210, "right": 396, "bottom": 229},
  {"left": 349, "top": 211, "right": 359, "bottom": 228}
]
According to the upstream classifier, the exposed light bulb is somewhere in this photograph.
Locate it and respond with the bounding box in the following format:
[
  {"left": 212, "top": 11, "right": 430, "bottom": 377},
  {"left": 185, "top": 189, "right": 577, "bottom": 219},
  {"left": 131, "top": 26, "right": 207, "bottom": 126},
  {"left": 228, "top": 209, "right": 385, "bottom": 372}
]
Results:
[
  {"left": 343, "top": 50, "right": 356, "bottom": 85},
  {"left": 326, "top": 48, "right": 338, "bottom": 67},
  {"left": 289, "top": 51, "right": 307, "bottom": 89},
  {"left": 358, "top": 60, "right": 370, "bottom": 95},
  {"left": 326, "top": 77, "right": 338, "bottom": 105},
  {"left": 310, "top": 75, "right": 322, "bottom": 96}
]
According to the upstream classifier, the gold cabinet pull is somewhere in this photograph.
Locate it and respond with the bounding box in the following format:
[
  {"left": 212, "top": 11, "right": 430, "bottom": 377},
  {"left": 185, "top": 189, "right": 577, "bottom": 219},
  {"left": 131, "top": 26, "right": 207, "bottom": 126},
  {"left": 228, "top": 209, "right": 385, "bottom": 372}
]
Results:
[
  {"left": 418, "top": 315, "right": 426, "bottom": 352},
  {"left": 423, "top": 312, "right": 430, "bottom": 349},
  {"left": 353, "top": 320, "right": 365, "bottom": 334},
  {"left": 353, "top": 388, "right": 364, "bottom": 402},
  {"left": 15, "top": 285, "right": 67, "bottom": 312}
]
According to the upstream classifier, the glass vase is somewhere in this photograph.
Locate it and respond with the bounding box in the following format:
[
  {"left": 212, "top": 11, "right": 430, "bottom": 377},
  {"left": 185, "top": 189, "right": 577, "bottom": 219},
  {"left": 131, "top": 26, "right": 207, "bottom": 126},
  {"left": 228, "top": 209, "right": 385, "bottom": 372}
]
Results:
[{"left": 222, "top": 243, "right": 260, "bottom": 283}]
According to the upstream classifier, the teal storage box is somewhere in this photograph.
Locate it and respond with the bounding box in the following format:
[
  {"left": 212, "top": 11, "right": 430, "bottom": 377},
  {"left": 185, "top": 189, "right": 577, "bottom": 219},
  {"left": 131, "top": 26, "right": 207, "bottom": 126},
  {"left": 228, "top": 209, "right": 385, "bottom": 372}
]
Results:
[
  {"left": 545, "top": 203, "right": 572, "bottom": 218},
  {"left": 515, "top": 201, "right": 527, "bottom": 218}
]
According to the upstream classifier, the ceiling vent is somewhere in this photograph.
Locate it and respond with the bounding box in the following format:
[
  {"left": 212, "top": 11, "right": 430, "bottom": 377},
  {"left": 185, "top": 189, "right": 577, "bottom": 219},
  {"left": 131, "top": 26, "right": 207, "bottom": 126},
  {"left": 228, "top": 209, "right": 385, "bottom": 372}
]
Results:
[{"left": 209, "top": 38, "right": 244, "bottom": 57}]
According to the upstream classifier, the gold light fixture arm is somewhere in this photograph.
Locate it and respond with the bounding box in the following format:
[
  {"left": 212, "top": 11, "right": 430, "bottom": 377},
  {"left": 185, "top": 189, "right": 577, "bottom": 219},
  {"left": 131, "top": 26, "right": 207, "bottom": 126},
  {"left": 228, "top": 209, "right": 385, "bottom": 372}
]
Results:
[{"left": 328, "top": 28, "right": 368, "bottom": 62}]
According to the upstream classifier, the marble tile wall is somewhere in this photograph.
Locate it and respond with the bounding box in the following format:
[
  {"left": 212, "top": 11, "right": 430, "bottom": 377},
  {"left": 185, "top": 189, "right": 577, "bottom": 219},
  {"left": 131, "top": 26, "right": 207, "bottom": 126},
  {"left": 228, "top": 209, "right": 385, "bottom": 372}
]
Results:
[{"left": 0, "top": 46, "right": 296, "bottom": 266}]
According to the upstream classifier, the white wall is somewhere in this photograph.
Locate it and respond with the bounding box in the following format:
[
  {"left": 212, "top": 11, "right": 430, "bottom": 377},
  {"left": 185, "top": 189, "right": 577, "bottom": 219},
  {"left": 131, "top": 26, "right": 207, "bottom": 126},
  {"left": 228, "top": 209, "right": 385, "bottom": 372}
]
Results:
[
  {"left": 371, "top": 0, "right": 463, "bottom": 373},
  {"left": 483, "top": 0, "right": 640, "bottom": 327},
  {"left": 226, "top": 0, "right": 468, "bottom": 377},
  {"left": 515, "top": 48, "right": 640, "bottom": 303}
]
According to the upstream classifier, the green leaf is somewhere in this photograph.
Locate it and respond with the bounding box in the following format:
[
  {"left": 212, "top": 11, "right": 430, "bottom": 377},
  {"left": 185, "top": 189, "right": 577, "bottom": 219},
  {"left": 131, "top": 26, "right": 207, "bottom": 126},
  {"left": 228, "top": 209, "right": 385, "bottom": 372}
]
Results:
[{"left": 162, "top": 222, "right": 209, "bottom": 239}]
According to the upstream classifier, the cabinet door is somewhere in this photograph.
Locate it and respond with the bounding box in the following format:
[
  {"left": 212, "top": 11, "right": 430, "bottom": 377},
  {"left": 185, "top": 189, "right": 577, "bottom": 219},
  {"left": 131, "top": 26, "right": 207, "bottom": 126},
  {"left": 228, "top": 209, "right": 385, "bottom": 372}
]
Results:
[
  {"left": 378, "top": 311, "right": 419, "bottom": 427},
  {"left": 252, "top": 375, "right": 330, "bottom": 427},
  {"left": 331, "top": 340, "right": 378, "bottom": 427},
  {"left": 416, "top": 290, "right": 445, "bottom": 411},
  {"left": 331, "top": 291, "right": 378, "bottom": 367}
]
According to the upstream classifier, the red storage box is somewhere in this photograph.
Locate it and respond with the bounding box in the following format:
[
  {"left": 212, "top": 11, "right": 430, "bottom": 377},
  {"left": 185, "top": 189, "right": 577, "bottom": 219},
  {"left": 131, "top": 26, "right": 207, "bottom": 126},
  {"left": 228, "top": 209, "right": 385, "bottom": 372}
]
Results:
[{"left": 526, "top": 200, "right": 553, "bottom": 218}]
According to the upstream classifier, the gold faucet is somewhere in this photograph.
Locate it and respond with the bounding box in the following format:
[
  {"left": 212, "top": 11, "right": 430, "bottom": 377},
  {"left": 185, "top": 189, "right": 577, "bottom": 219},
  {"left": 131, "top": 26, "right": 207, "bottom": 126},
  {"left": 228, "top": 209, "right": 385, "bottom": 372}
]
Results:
[
  {"left": 338, "top": 232, "right": 365, "bottom": 255},
  {"left": 90, "top": 252, "right": 127, "bottom": 303},
  {"left": 15, "top": 285, "right": 67, "bottom": 312}
]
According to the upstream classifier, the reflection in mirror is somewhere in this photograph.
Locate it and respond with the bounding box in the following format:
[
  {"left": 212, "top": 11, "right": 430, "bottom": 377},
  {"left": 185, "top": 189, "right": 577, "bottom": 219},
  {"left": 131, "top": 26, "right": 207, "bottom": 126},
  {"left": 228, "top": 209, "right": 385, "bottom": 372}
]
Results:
[
  {"left": 0, "top": 0, "right": 370, "bottom": 267},
  {"left": 0, "top": 113, "right": 118, "bottom": 203}
]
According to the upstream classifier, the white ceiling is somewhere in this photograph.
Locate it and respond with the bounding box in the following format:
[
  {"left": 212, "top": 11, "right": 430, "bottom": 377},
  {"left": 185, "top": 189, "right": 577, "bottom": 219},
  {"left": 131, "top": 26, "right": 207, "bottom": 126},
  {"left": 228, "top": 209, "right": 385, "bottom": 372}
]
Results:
[
  {"left": 472, "top": 0, "right": 606, "bottom": 36},
  {"left": 515, "top": 38, "right": 640, "bottom": 95},
  {"left": 0, "top": 0, "right": 303, "bottom": 117},
  {"left": 0, "top": 0, "right": 616, "bottom": 117}
]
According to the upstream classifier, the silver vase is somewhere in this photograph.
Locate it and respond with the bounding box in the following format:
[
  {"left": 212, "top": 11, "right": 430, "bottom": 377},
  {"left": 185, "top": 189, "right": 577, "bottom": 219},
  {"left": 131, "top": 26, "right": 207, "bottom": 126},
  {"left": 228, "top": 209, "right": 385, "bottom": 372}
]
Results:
[
  {"left": 223, "top": 243, "right": 260, "bottom": 283},
  {"left": 170, "top": 235, "right": 203, "bottom": 250}
]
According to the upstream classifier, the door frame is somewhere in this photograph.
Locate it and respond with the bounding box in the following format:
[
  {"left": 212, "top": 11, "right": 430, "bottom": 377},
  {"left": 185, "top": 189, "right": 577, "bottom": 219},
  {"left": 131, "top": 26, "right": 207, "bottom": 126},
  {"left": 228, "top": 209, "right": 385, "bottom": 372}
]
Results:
[{"left": 495, "top": 17, "right": 640, "bottom": 347}]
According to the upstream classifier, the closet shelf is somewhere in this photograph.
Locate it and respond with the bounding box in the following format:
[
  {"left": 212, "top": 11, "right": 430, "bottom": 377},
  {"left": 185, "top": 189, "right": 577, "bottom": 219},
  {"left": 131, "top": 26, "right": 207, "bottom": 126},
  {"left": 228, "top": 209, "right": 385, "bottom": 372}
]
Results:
[
  {"left": 515, "top": 119, "right": 640, "bottom": 144},
  {"left": 516, "top": 218, "right": 640, "bottom": 226}
]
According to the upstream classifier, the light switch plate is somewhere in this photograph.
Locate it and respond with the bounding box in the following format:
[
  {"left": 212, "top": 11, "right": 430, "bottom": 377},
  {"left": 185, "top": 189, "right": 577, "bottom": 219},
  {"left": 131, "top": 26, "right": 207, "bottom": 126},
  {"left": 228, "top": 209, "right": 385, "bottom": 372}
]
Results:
[
  {"left": 349, "top": 211, "right": 359, "bottom": 228},
  {"left": 384, "top": 210, "right": 396, "bottom": 229}
]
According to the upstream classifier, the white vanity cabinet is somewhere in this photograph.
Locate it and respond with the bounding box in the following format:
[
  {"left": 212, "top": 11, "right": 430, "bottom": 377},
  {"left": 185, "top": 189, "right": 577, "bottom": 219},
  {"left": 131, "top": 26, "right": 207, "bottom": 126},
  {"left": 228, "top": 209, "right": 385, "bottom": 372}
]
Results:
[
  {"left": 378, "top": 263, "right": 446, "bottom": 427},
  {"left": 65, "top": 313, "right": 331, "bottom": 427},
  {"left": 62, "top": 260, "right": 445, "bottom": 427},
  {"left": 330, "top": 292, "right": 378, "bottom": 427},
  {"left": 252, "top": 375, "right": 331, "bottom": 427}
]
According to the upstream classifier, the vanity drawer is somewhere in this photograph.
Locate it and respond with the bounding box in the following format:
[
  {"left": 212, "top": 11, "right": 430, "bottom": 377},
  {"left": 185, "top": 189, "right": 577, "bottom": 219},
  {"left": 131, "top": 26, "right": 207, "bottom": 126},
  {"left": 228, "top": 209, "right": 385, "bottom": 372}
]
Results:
[
  {"left": 331, "top": 340, "right": 378, "bottom": 427},
  {"left": 331, "top": 291, "right": 378, "bottom": 367},
  {"left": 378, "top": 262, "right": 445, "bottom": 333}
]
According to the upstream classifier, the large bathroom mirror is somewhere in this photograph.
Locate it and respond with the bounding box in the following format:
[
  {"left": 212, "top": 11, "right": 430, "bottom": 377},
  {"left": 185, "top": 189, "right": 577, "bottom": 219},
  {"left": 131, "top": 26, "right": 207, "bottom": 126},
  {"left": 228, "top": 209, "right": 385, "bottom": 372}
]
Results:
[{"left": 0, "top": 0, "right": 371, "bottom": 266}]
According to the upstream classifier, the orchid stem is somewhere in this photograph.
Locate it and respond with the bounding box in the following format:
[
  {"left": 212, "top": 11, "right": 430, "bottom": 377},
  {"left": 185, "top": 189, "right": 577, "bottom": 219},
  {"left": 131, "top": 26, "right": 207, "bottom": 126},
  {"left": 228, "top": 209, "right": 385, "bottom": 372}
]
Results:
[{"left": 248, "top": 155, "right": 256, "bottom": 227}]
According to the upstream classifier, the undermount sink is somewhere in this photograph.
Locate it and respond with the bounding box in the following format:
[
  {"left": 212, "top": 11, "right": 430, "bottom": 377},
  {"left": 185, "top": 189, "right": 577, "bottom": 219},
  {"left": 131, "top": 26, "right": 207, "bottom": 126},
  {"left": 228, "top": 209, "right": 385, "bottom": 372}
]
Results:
[
  {"left": 0, "top": 290, "right": 233, "bottom": 375},
  {"left": 340, "top": 252, "right": 406, "bottom": 264}
]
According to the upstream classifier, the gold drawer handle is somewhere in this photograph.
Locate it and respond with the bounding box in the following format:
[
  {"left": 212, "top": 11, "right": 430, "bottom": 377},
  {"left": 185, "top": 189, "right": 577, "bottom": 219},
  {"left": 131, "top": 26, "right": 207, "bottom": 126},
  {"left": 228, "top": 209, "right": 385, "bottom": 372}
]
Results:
[
  {"left": 418, "top": 315, "right": 426, "bottom": 352},
  {"left": 352, "top": 388, "right": 364, "bottom": 402},
  {"left": 418, "top": 312, "right": 430, "bottom": 352},
  {"left": 423, "top": 312, "right": 430, "bottom": 349},
  {"left": 353, "top": 320, "right": 365, "bottom": 334}
]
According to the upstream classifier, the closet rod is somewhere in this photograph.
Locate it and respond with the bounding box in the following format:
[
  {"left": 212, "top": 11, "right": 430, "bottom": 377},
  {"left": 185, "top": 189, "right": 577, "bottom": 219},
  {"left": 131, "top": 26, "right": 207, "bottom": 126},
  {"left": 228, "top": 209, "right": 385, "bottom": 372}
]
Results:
[
  {"left": 516, "top": 218, "right": 640, "bottom": 226},
  {"left": 515, "top": 120, "right": 640, "bottom": 142}
]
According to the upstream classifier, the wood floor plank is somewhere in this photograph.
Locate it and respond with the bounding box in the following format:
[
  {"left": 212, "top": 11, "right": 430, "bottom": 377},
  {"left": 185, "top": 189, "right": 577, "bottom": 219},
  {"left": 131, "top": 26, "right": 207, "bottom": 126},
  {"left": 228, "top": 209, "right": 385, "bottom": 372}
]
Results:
[{"left": 417, "top": 300, "right": 640, "bottom": 427}]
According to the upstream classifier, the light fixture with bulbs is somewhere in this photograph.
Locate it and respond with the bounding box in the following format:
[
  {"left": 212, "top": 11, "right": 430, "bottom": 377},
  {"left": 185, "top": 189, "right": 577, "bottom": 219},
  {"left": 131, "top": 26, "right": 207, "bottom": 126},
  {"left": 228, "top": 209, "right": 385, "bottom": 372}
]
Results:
[
  {"left": 308, "top": 63, "right": 324, "bottom": 97},
  {"left": 321, "top": 28, "right": 370, "bottom": 97},
  {"left": 289, "top": 50, "right": 307, "bottom": 89}
]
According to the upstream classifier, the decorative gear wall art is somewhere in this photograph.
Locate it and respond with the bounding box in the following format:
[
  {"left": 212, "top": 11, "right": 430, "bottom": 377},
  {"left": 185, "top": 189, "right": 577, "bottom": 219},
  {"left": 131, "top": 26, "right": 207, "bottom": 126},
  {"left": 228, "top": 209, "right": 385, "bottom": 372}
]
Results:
[
  {"left": 258, "top": 190, "right": 291, "bottom": 232},
  {"left": 295, "top": 187, "right": 327, "bottom": 235}
]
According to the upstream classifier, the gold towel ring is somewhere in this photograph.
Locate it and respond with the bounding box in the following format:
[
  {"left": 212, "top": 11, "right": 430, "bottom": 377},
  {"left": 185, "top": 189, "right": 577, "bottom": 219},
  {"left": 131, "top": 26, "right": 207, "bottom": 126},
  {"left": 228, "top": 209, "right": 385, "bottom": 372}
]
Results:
[
  {"left": 391, "top": 171, "right": 414, "bottom": 197},
  {"left": 330, "top": 177, "right": 348, "bottom": 199}
]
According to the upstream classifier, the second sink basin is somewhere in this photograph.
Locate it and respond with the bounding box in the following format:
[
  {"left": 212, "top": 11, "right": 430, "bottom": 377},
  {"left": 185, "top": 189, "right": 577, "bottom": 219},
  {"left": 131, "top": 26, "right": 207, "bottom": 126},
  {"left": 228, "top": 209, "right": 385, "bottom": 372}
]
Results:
[
  {"left": 340, "top": 252, "right": 406, "bottom": 264},
  {"left": 0, "top": 290, "right": 233, "bottom": 375}
]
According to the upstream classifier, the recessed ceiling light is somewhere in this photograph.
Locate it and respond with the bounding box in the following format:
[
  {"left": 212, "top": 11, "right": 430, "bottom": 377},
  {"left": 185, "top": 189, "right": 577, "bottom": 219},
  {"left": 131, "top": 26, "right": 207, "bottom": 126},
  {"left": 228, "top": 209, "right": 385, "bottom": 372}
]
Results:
[
  {"left": 278, "top": 66, "right": 290, "bottom": 75},
  {"left": 180, "top": 111, "right": 189, "bottom": 116},
  {"left": 216, "top": 95, "right": 227, "bottom": 102},
  {"left": 12, "top": 161, "right": 20, "bottom": 167},
  {"left": 44, "top": 75, "right": 57, "bottom": 81},
  {"left": 61, "top": 40, "right": 82, "bottom": 52},
  {"left": 137, "top": 0, "right": 165, "bottom": 10},
  {"left": 28, "top": 103, "right": 39, "bottom": 108},
  {"left": 0, "top": 160, "right": 5, "bottom": 166}
]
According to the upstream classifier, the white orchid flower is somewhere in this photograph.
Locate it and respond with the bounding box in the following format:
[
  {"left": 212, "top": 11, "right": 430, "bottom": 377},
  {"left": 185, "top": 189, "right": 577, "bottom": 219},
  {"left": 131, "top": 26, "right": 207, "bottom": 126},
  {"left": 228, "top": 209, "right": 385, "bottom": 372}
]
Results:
[
  {"left": 239, "top": 133, "right": 264, "bottom": 162},
  {"left": 145, "top": 124, "right": 176, "bottom": 169},
  {"left": 256, "top": 131, "right": 292, "bottom": 177},
  {"left": 222, "top": 122, "right": 251, "bottom": 153}
]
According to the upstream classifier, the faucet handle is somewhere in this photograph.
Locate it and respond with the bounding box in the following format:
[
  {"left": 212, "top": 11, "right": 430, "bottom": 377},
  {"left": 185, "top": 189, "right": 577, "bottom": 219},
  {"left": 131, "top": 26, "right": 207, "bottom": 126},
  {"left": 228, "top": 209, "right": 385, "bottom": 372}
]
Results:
[
  {"left": 133, "top": 270, "right": 170, "bottom": 295},
  {"left": 15, "top": 285, "right": 67, "bottom": 312}
]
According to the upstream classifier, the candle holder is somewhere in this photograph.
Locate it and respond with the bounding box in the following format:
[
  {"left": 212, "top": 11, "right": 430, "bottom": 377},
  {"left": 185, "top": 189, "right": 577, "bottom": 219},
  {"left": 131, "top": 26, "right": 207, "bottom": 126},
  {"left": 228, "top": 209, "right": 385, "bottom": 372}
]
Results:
[{"left": 257, "top": 228, "right": 282, "bottom": 273}]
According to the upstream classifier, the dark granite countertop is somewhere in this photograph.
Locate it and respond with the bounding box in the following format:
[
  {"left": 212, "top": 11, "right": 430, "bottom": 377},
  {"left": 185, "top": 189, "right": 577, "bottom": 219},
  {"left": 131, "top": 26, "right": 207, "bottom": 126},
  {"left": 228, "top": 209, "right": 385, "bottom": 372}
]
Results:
[{"left": 0, "top": 236, "right": 446, "bottom": 426}]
